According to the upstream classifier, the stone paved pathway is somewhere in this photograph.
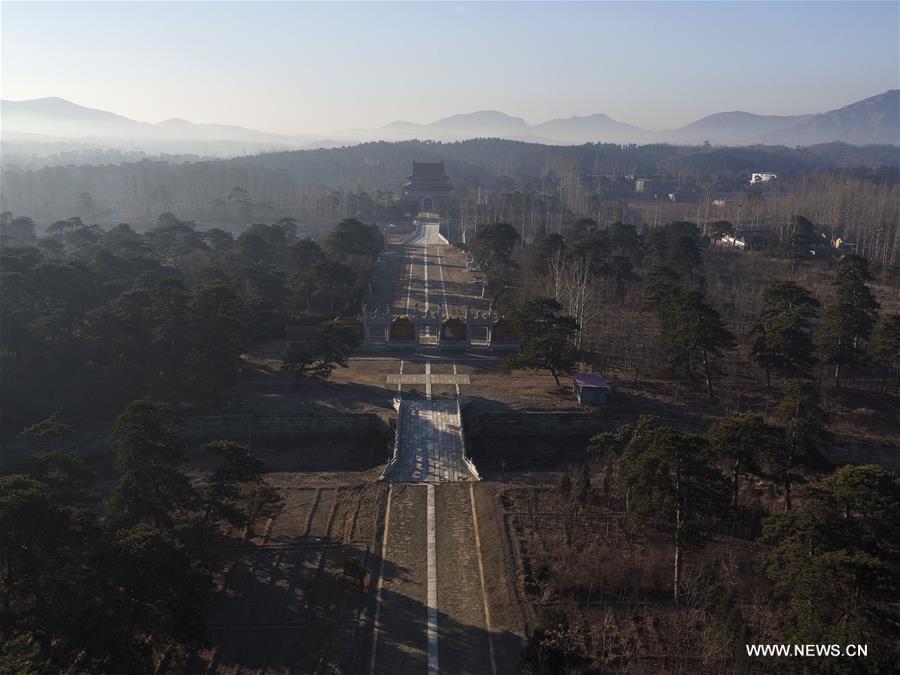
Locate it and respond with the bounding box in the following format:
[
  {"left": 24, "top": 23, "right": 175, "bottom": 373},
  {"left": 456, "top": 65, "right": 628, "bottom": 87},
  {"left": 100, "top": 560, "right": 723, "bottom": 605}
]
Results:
[
  {"left": 387, "top": 400, "right": 477, "bottom": 483},
  {"left": 406, "top": 221, "right": 449, "bottom": 247},
  {"left": 377, "top": 219, "right": 490, "bottom": 321},
  {"left": 369, "top": 324, "right": 490, "bottom": 674},
  {"left": 386, "top": 373, "right": 471, "bottom": 386},
  {"left": 370, "top": 484, "right": 428, "bottom": 673}
]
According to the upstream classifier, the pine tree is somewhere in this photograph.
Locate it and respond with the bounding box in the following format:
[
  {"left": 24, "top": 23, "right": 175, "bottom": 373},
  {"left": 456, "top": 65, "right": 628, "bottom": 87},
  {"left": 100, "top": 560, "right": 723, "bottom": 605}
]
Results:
[
  {"left": 817, "top": 255, "right": 880, "bottom": 387},
  {"left": 505, "top": 297, "right": 578, "bottom": 386},
  {"left": 662, "top": 289, "right": 736, "bottom": 399},
  {"left": 750, "top": 280, "right": 820, "bottom": 387},
  {"left": 588, "top": 426, "right": 631, "bottom": 498},
  {"left": 707, "top": 413, "right": 778, "bottom": 510},
  {"left": 472, "top": 222, "right": 521, "bottom": 271},
  {"left": 871, "top": 314, "right": 900, "bottom": 388},
  {"left": 239, "top": 482, "right": 284, "bottom": 541},
  {"left": 618, "top": 422, "right": 730, "bottom": 602},
  {"left": 773, "top": 380, "right": 829, "bottom": 510},
  {"left": 148, "top": 278, "right": 194, "bottom": 395},
  {"left": 780, "top": 215, "right": 817, "bottom": 271},
  {"left": 643, "top": 266, "right": 735, "bottom": 398},
  {"left": 761, "top": 465, "right": 899, "bottom": 671},
  {"left": 199, "top": 440, "right": 265, "bottom": 525},
  {"left": 110, "top": 400, "right": 195, "bottom": 528},
  {"left": 575, "top": 464, "right": 592, "bottom": 504}
]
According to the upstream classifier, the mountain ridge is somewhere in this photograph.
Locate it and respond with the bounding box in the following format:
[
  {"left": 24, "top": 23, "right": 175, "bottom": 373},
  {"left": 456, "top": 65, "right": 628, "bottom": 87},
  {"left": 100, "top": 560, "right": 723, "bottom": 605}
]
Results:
[{"left": 2, "top": 90, "right": 897, "bottom": 154}]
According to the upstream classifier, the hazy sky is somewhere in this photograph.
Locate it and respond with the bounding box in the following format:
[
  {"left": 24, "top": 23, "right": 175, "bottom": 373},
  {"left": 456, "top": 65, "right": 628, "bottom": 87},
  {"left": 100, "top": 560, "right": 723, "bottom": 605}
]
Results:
[{"left": 2, "top": 1, "right": 898, "bottom": 134}]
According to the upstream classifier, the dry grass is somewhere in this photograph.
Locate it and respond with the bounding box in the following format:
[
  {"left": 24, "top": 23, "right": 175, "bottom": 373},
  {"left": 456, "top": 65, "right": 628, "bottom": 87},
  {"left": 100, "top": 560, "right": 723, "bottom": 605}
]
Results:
[{"left": 500, "top": 481, "right": 780, "bottom": 673}]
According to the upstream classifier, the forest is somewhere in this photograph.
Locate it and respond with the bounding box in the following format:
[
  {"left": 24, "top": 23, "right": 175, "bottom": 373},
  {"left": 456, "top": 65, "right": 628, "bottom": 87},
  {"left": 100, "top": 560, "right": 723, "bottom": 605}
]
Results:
[
  {"left": 0, "top": 213, "right": 381, "bottom": 436},
  {"left": 1, "top": 203, "right": 898, "bottom": 671},
  {"left": 1, "top": 400, "right": 289, "bottom": 672},
  {"left": 3, "top": 0, "right": 899, "bottom": 669},
  {"left": 479, "top": 215, "right": 899, "bottom": 409},
  {"left": 472, "top": 216, "right": 900, "bottom": 672}
]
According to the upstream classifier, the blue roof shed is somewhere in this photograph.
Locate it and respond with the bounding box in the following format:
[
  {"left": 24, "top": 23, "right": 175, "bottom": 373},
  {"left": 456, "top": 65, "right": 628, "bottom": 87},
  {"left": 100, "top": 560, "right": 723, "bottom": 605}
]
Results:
[{"left": 573, "top": 373, "right": 610, "bottom": 405}]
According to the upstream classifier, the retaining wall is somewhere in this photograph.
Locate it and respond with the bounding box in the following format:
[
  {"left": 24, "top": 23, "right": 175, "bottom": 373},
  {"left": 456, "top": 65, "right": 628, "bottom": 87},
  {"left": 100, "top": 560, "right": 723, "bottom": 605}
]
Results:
[
  {"left": 181, "top": 414, "right": 389, "bottom": 440},
  {"left": 463, "top": 411, "right": 612, "bottom": 437},
  {"left": 0, "top": 413, "right": 389, "bottom": 470},
  {"left": 463, "top": 411, "right": 898, "bottom": 470}
]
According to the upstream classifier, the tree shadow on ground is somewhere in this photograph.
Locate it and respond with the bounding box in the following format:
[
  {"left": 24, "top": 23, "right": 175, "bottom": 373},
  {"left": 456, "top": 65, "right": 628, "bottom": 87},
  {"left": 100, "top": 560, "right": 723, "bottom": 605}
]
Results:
[
  {"left": 166, "top": 533, "right": 521, "bottom": 674},
  {"left": 230, "top": 381, "right": 398, "bottom": 415}
]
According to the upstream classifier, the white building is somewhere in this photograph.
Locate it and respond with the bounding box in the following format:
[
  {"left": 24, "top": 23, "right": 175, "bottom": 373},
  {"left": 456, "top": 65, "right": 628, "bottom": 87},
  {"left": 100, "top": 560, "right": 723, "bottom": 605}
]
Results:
[
  {"left": 717, "top": 234, "right": 747, "bottom": 249},
  {"left": 751, "top": 172, "right": 777, "bottom": 184}
]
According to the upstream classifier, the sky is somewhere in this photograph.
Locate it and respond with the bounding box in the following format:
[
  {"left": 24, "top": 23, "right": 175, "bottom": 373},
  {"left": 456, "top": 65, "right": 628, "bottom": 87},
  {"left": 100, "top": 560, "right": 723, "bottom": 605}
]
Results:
[{"left": 1, "top": 1, "right": 898, "bottom": 135}]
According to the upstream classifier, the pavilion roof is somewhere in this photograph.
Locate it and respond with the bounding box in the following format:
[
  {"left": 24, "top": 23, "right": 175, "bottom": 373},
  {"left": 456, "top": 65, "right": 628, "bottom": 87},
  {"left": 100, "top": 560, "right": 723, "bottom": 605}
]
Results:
[{"left": 408, "top": 161, "right": 449, "bottom": 182}]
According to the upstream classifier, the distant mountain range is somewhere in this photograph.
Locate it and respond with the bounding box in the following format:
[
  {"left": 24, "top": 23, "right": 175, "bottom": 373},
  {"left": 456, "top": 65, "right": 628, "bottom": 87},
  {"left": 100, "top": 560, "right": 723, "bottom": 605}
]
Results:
[
  {"left": 0, "top": 97, "right": 328, "bottom": 156},
  {"left": 1, "top": 91, "right": 897, "bottom": 159},
  {"left": 667, "top": 90, "right": 899, "bottom": 146},
  {"left": 364, "top": 91, "right": 899, "bottom": 146}
]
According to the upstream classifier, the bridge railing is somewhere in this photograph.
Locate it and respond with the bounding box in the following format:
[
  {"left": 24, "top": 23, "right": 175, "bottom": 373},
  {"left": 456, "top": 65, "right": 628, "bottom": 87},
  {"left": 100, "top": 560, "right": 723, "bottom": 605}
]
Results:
[
  {"left": 379, "top": 397, "right": 404, "bottom": 480},
  {"left": 456, "top": 398, "right": 481, "bottom": 480}
]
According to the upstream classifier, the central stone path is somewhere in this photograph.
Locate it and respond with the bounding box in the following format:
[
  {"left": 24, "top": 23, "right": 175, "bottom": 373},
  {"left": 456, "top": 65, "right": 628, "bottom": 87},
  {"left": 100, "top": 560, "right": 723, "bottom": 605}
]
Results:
[
  {"left": 383, "top": 219, "right": 491, "bottom": 320},
  {"left": 369, "top": 223, "right": 501, "bottom": 674}
]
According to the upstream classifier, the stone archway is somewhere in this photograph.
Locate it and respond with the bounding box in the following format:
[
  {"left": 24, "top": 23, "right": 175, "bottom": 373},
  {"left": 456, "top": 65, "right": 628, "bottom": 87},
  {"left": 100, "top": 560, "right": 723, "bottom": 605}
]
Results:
[
  {"left": 389, "top": 316, "right": 415, "bottom": 341},
  {"left": 441, "top": 318, "right": 467, "bottom": 342},
  {"left": 421, "top": 196, "right": 435, "bottom": 212}
]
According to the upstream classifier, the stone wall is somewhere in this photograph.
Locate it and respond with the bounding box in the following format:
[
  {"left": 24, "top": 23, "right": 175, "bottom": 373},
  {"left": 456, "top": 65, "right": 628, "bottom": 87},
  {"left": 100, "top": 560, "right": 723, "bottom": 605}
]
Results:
[
  {"left": 1, "top": 431, "right": 113, "bottom": 464},
  {"left": 463, "top": 411, "right": 612, "bottom": 437},
  {"left": 180, "top": 414, "right": 389, "bottom": 441},
  {"left": 0, "top": 413, "right": 389, "bottom": 470},
  {"left": 463, "top": 412, "right": 607, "bottom": 470},
  {"left": 3, "top": 410, "right": 894, "bottom": 473},
  {"left": 463, "top": 411, "right": 899, "bottom": 471}
]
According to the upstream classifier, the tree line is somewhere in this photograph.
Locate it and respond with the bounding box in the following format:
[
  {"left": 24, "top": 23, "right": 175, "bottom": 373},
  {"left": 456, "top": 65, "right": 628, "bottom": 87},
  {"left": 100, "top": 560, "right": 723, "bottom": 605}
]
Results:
[{"left": 3, "top": 138, "right": 896, "bottom": 232}]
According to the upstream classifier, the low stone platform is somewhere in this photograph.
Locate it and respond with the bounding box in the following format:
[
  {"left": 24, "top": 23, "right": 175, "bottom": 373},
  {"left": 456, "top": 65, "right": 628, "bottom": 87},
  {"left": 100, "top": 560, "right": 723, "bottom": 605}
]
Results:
[{"left": 386, "top": 373, "right": 471, "bottom": 385}]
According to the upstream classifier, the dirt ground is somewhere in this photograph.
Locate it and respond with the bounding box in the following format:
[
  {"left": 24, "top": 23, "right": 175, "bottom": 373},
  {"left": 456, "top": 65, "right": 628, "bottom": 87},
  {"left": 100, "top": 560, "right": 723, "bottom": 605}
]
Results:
[
  {"left": 487, "top": 480, "right": 777, "bottom": 674},
  {"left": 165, "top": 477, "right": 391, "bottom": 674},
  {"left": 233, "top": 342, "right": 708, "bottom": 416}
]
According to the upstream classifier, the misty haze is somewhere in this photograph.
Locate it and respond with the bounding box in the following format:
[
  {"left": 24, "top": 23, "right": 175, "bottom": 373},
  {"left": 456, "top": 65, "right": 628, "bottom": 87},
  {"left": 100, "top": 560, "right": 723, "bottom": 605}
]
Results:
[{"left": 1, "top": 2, "right": 899, "bottom": 675}]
